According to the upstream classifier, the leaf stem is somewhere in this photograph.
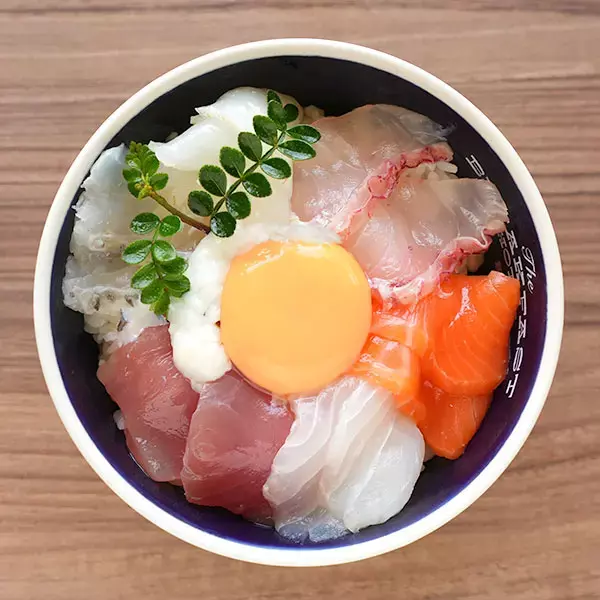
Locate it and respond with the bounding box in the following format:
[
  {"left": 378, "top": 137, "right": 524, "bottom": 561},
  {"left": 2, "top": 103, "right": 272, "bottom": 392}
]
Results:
[{"left": 148, "top": 189, "right": 210, "bottom": 234}]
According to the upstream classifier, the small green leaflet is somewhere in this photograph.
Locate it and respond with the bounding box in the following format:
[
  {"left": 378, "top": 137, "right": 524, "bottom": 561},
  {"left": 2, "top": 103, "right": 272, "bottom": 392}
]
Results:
[
  {"left": 238, "top": 132, "right": 263, "bottom": 162},
  {"left": 267, "top": 101, "right": 287, "bottom": 129},
  {"left": 226, "top": 192, "right": 251, "bottom": 219},
  {"left": 199, "top": 165, "right": 228, "bottom": 196},
  {"left": 141, "top": 280, "right": 164, "bottom": 304},
  {"left": 160, "top": 256, "right": 187, "bottom": 276},
  {"left": 149, "top": 172, "right": 168, "bottom": 190},
  {"left": 158, "top": 215, "right": 182, "bottom": 237},
  {"left": 188, "top": 190, "right": 214, "bottom": 216},
  {"left": 242, "top": 172, "right": 272, "bottom": 197},
  {"left": 152, "top": 240, "right": 177, "bottom": 263},
  {"left": 164, "top": 276, "right": 191, "bottom": 297},
  {"left": 211, "top": 212, "right": 236, "bottom": 237},
  {"left": 127, "top": 181, "right": 143, "bottom": 198},
  {"left": 130, "top": 213, "right": 160, "bottom": 234},
  {"left": 253, "top": 115, "right": 279, "bottom": 145},
  {"left": 283, "top": 103, "right": 299, "bottom": 123},
  {"left": 279, "top": 139, "right": 316, "bottom": 161},
  {"left": 122, "top": 240, "right": 152, "bottom": 264},
  {"left": 123, "top": 168, "right": 141, "bottom": 183},
  {"left": 287, "top": 125, "right": 321, "bottom": 144},
  {"left": 152, "top": 291, "right": 170, "bottom": 316},
  {"left": 261, "top": 157, "right": 291, "bottom": 179},
  {"left": 131, "top": 263, "right": 158, "bottom": 289},
  {"left": 220, "top": 147, "right": 246, "bottom": 178},
  {"left": 267, "top": 90, "right": 282, "bottom": 104}
]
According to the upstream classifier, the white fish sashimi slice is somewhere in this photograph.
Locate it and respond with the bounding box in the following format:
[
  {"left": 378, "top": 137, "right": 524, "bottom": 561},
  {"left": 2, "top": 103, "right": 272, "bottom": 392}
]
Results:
[
  {"left": 65, "top": 147, "right": 164, "bottom": 348},
  {"left": 150, "top": 87, "right": 301, "bottom": 227},
  {"left": 319, "top": 379, "right": 423, "bottom": 532},
  {"left": 71, "top": 145, "right": 201, "bottom": 263},
  {"left": 191, "top": 87, "right": 304, "bottom": 132},
  {"left": 314, "top": 104, "right": 448, "bottom": 170},
  {"left": 346, "top": 177, "right": 509, "bottom": 303},
  {"left": 328, "top": 412, "right": 424, "bottom": 532},
  {"left": 71, "top": 146, "right": 157, "bottom": 262},
  {"left": 65, "top": 143, "right": 198, "bottom": 350},
  {"left": 151, "top": 119, "right": 238, "bottom": 172},
  {"left": 291, "top": 104, "right": 451, "bottom": 236},
  {"left": 262, "top": 388, "right": 339, "bottom": 529},
  {"left": 263, "top": 385, "right": 344, "bottom": 543},
  {"left": 263, "top": 376, "right": 425, "bottom": 542},
  {"left": 319, "top": 379, "right": 389, "bottom": 494},
  {"left": 63, "top": 257, "right": 133, "bottom": 320},
  {"left": 157, "top": 87, "right": 301, "bottom": 169},
  {"left": 63, "top": 255, "right": 163, "bottom": 349},
  {"left": 345, "top": 201, "right": 412, "bottom": 282},
  {"left": 289, "top": 103, "right": 509, "bottom": 303},
  {"left": 66, "top": 148, "right": 171, "bottom": 344}
]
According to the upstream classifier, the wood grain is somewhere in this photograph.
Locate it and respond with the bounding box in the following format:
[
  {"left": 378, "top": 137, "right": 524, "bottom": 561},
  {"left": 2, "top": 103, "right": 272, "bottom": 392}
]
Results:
[{"left": 0, "top": 1, "right": 599, "bottom": 598}]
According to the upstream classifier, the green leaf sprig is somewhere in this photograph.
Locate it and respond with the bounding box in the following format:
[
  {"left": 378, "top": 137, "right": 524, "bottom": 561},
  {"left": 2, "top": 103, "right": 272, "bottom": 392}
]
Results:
[
  {"left": 122, "top": 213, "right": 190, "bottom": 315},
  {"left": 186, "top": 90, "right": 321, "bottom": 237},
  {"left": 120, "top": 90, "right": 321, "bottom": 313}
]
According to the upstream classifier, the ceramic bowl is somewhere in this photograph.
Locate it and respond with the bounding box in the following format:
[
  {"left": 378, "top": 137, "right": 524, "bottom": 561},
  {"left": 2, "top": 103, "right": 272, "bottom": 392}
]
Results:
[{"left": 34, "top": 39, "right": 563, "bottom": 566}]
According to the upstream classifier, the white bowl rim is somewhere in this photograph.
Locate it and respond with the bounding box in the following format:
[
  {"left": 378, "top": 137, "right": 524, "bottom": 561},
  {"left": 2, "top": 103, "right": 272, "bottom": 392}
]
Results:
[{"left": 33, "top": 38, "right": 564, "bottom": 567}]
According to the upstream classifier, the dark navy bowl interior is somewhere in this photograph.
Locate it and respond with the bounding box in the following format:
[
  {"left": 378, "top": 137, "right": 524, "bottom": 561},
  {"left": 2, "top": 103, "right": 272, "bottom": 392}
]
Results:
[{"left": 50, "top": 56, "right": 547, "bottom": 549}]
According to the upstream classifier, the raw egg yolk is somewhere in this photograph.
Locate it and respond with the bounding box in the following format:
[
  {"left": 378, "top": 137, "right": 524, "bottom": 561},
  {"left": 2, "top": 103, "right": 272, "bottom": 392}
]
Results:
[{"left": 220, "top": 240, "right": 372, "bottom": 396}]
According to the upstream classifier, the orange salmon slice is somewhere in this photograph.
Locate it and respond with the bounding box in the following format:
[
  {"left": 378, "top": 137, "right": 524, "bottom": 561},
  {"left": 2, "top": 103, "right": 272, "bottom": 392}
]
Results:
[
  {"left": 422, "top": 272, "right": 521, "bottom": 396},
  {"left": 351, "top": 335, "right": 425, "bottom": 423},
  {"left": 418, "top": 382, "right": 491, "bottom": 459}
]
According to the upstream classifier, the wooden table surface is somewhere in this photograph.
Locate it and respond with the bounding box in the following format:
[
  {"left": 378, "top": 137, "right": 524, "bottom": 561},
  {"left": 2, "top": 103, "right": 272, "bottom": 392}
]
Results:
[{"left": 1, "top": 1, "right": 599, "bottom": 598}]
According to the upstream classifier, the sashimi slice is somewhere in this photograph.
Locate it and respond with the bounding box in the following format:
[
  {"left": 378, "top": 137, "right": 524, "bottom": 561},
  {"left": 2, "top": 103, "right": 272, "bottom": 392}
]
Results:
[
  {"left": 70, "top": 144, "right": 202, "bottom": 261},
  {"left": 350, "top": 336, "right": 424, "bottom": 423},
  {"left": 150, "top": 88, "right": 300, "bottom": 227},
  {"left": 63, "top": 145, "right": 200, "bottom": 352},
  {"left": 63, "top": 256, "right": 162, "bottom": 349},
  {"left": 97, "top": 325, "right": 199, "bottom": 483},
  {"left": 71, "top": 146, "right": 157, "bottom": 262},
  {"left": 291, "top": 104, "right": 452, "bottom": 237},
  {"left": 345, "top": 178, "right": 509, "bottom": 303},
  {"left": 181, "top": 371, "right": 293, "bottom": 522},
  {"left": 418, "top": 382, "right": 491, "bottom": 459},
  {"left": 423, "top": 272, "right": 520, "bottom": 395},
  {"left": 370, "top": 294, "right": 429, "bottom": 358},
  {"left": 263, "top": 377, "right": 424, "bottom": 541}
]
